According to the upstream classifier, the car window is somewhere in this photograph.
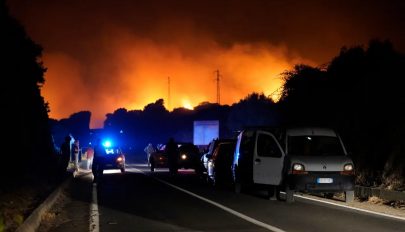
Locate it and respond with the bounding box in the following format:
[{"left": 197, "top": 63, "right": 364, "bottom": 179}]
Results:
[
  {"left": 288, "top": 136, "right": 345, "bottom": 156},
  {"left": 256, "top": 133, "right": 282, "bottom": 158}
]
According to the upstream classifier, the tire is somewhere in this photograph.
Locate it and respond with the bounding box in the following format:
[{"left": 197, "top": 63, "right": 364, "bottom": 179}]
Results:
[
  {"left": 345, "top": 191, "right": 354, "bottom": 203},
  {"left": 120, "top": 167, "right": 125, "bottom": 173},
  {"left": 286, "top": 185, "right": 295, "bottom": 203}
]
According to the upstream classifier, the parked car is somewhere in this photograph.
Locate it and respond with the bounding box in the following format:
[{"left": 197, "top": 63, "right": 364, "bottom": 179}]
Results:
[
  {"left": 201, "top": 138, "right": 235, "bottom": 175},
  {"left": 232, "top": 127, "right": 354, "bottom": 203},
  {"left": 149, "top": 142, "right": 200, "bottom": 172},
  {"left": 282, "top": 127, "right": 355, "bottom": 203},
  {"left": 100, "top": 146, "right": 126, "bottom": 173},
  {"left": 207, "top": 141, "right": 236, "bottom": 186}
]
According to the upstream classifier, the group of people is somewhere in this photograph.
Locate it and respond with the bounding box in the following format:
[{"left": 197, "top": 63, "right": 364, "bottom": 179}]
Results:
[
  {"left": 144, "top": 137, "right": 179, "bottom": 175},
  {"left": 59, "top": 135, "right": 81, "bottom": 176},
  {"left": 60, "top": 135, "right": 181, "bottom": 181},
  {"left": 59, "top": 135, "right": 96, "bottom": 176}
]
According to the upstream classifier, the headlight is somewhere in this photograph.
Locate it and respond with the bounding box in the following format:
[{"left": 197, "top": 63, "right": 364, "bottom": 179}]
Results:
[
  {"left": 343, "top": 164, "right": 354, "bottom": 171},
  {"left": 181, "top": 154, "right": 187, "bottom": 160},
  {"left": 291, "top": 163, "right": 307, "bottom": 174},
  {"left": 116, "top": 156, "right": 123, "bottom": 162},
  {"left": 293, "top": 163, "right": 305, "bottom": 171}
]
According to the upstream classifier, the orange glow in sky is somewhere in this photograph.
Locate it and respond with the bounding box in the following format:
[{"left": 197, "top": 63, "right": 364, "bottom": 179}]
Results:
[{"left": 42, "top": 27, "right": 311, "bottom": 128}]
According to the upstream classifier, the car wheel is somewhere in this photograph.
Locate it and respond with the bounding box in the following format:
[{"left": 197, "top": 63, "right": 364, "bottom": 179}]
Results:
[
  {"left": 286, "top": 185, "right": 295, "bottom": 203},
  {"left": 120, "top": 167, "right": 125, "bottom": 173},
  {"left": 345, "top": 191, "right": 354, "bottom": 203}
]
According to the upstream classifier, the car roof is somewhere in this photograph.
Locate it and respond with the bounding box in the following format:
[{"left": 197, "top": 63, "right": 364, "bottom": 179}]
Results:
[{"left": 286, "top": 127, "right": 337, "bottom": 137}]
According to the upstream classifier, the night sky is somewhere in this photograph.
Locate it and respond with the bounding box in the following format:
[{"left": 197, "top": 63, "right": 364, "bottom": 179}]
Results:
[{"left": 6, "top": 0, "right": 405, "bottom": 127}]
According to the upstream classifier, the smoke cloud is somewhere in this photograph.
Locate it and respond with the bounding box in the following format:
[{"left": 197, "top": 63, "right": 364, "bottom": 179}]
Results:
[
  {"left": 42, "top": 24, "right": 311, "bottom": 127},
  {"left": 8, "top": 0, "right": 404, "bottom": 127}
]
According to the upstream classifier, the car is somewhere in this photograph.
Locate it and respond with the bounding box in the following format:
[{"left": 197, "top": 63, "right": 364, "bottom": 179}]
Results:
[
  {"left": 283, "top": 127, "right": 355, "bottom": 203},
  {"left": 200, "top": 138, "right": 235, "bottom": 175},
  {"left": 231, "top": 127, "right": 355, "bottom": 203},
  {"left": 207, "top": 141, "right": 236, "bottom": 187},
  {"left": 149, "top": 142, "right": 200, "bottom": 172},
  {"left": 99, "top": 146, "right": 126, "bottom": 173}
]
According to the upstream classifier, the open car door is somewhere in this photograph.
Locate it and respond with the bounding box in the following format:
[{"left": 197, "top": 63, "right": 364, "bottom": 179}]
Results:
[{"left": 253, "top": 130, "right": 285, "bottom": 185}]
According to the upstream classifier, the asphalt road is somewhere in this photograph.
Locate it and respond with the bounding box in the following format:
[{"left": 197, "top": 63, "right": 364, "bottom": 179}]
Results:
[
  {"left": 86, "top": 163, "right": 405, "bottom": 232},
  {"left": 38, "top": 163, "right": 405, "bottom": 231}
]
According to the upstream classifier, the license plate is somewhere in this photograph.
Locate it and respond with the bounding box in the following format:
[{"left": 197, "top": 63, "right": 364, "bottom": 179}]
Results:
[{"left": 317, "top": 178, "right": 333, "bottom": 184}]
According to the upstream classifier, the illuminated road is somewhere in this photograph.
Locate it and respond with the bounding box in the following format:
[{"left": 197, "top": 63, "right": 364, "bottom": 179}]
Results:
[{"left": 91, "top": 163, "right": 405, "bottom": 232}]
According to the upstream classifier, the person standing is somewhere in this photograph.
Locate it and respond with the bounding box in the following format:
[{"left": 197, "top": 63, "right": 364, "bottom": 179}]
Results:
[
  {"left": 92, "top": 138, "right": 105, "bottom": 183},
  {"left": 59, "top": 135, "right": 72, "bottom": 177},
  {"left": 144, "top": 143, "right": 155, "bottom": 166},
  {"left": 165, "top": 138, "right": 179, "bottom": 175},
  {"left": 72, "top": 139, "right": 80, "bottom": 173},
  {"left": 86, "top": 147, "right": 94, "bottom": 170}
]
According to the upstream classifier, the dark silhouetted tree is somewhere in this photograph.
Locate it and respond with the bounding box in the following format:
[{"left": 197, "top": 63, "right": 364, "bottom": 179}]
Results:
[{"left": 1, "top": 2, "right": 55, "bottom": 183}]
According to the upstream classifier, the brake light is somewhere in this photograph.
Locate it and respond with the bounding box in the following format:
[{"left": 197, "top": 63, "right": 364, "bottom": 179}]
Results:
[{"left": 116, "top": 156, "right": 123, "bottom": 162}]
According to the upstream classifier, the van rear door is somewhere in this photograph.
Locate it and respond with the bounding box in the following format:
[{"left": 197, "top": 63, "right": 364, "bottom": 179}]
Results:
[{"left": 253, "top": 130, "right": 285, "bottom": 185}]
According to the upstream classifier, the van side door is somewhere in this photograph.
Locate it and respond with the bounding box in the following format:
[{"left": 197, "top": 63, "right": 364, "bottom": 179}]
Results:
[{"left": 253, "top": 130, "right": 285, "bottom": 185}]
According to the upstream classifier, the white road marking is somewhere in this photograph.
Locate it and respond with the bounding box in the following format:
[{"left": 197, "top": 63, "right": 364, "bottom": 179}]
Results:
[
  {"left": 294, "top": 194, "right": 405, "bottom": 222},
  {"left": 134, "top": 168, "right": 286, "bottom": 232},
  {"left": 90, "top": 183, "right": 100, "bottom": 232}
]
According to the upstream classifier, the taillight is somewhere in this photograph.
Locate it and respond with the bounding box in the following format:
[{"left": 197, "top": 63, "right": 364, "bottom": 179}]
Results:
[{"left": 116, "top": 156, "right": 124, "bottom": 162}]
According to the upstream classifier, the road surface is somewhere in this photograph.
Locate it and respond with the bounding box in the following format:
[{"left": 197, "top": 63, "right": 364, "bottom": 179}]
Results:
[{"left": 41, "top": 163, "right": 405, "bottom": 232}]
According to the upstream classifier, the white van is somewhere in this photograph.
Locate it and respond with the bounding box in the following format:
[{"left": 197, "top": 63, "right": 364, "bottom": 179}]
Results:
[
  {"left": 283, "top": 127, "right": 355, "bottom": 203},
  {"left": 232, "top": 127, "right": 355, "bottom": 203}
]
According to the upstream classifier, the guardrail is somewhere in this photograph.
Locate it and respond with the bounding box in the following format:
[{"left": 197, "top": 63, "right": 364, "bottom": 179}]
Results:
[{"left": 355, "top": 185, "right": 405, "bottom": 201}]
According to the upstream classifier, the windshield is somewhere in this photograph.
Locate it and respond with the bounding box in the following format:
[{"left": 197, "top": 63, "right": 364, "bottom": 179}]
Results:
[{"left": 287, "top": 136, "right": 345, "bottom": 156}]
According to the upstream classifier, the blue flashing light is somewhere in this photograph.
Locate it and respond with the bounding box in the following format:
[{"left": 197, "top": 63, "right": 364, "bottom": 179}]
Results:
[{"left": 103, "top": 140, "right": 112, "bottom": 148}]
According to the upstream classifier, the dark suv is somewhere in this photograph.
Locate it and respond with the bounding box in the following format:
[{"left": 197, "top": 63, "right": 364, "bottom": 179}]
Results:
[{"left": 149, "top": 142, "right": 200, "bottom": 172}]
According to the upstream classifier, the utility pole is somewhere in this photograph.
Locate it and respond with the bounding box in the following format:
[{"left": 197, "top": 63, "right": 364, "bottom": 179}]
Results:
[
  {"left": 168, "top": 76, "right": 171, "bottom": 109},
  {"left": 215, "top": 69, "right": 221, "bottom": 104}
]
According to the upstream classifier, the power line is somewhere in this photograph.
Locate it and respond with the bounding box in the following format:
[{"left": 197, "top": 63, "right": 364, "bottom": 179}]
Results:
[
  {"left": 168, "top": 76, "right": 171, "bottom": 109},
  {"left": 215, "top": 69, "right": 221, "bottom": 104}
]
